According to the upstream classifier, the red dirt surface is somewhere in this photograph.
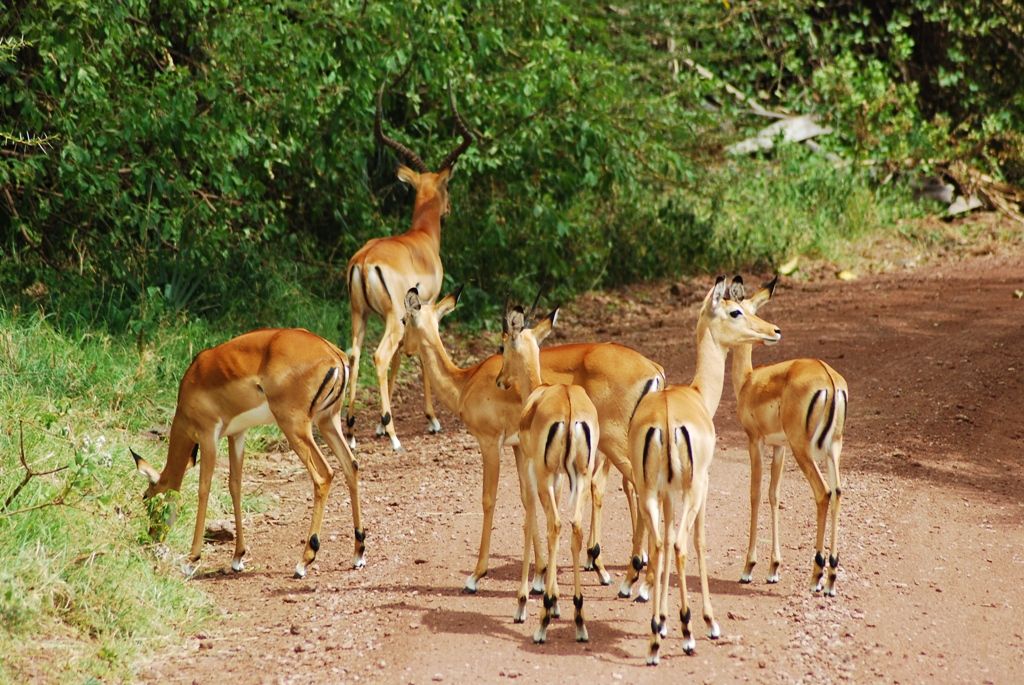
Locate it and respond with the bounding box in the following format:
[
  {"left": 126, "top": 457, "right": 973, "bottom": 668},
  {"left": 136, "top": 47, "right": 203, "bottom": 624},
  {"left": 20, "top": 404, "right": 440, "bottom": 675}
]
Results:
[{"left": 140, "top": 248, "right": 1024, "bottom": 685}]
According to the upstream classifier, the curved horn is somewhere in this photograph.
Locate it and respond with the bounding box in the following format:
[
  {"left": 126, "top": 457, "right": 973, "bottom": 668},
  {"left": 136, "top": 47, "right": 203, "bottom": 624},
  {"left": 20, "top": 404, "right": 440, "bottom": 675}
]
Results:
[
  {"left": 375, "top": 80, "right": 428, "bottom": 173},
  {"left": 438, "top": 82, "right": 475, "bottom": 171}
]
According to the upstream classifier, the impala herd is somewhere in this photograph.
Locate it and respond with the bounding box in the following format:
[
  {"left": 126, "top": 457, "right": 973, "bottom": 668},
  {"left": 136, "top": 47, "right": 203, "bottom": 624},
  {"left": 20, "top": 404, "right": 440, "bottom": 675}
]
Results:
[{"left": 131, "top": 79, "right": 848, "bottom": 664}]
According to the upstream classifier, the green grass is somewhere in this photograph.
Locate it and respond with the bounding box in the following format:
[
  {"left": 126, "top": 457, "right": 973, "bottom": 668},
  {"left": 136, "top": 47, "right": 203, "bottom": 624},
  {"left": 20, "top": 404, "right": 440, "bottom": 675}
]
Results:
[
  {"left": 0, "top": 311, "right": 222, "bottom": 683},
  {"left": 0, "top": 144, "right": 969, "bottom": 682}
]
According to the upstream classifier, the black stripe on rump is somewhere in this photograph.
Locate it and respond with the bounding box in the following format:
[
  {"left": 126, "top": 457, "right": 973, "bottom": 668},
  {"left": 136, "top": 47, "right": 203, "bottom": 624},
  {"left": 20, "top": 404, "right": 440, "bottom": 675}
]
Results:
[
  {"left": 680, "top": 425, "right": 693, "bottom": 475},
  {"left": 805, "top": 389, "right": 824, "bottom": 433},
  {"left": 630, "top": 378, "right": 660, "bottom": 426},
  {"left": 643, "top": 427, "right": 658, "bottom": 481},
  {"left": 309, "top": 367, "right": 337, "bottom": 415},
  {"left": 817, "top": 389, "right": 837, "bottom": 450},
  {"left": 544, "top": 422, "right": 562, "bottom": 471},
  {"left": 580, "top": 422, "right": 593, "bottom": 467},
  {"left": 355, "top": 266, "right": 377, "bottom": 315},
  {"left": 374, "top": 265, "right": 392, "bottom": 304}
]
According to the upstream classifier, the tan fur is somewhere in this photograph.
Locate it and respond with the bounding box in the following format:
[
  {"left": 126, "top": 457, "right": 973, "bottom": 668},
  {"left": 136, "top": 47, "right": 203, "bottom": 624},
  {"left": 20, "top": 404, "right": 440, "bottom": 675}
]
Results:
[
  {"left": 345, "top": 167, "right": 451, "bottom": 451},
  {"left": 498, "top": 309, "right": 598, "bottom": 642},
  {"left": 402, "top": 288, "right": 665, "bottom": 592},
  {"left": 133, "top": 328, "right": 364, "bottom": 578},
  {"left": 630, "top": 277, "right": 781, "bottom": 664},
  {"left": 730, "top": 280, "right": 848, "bottom": 596}
]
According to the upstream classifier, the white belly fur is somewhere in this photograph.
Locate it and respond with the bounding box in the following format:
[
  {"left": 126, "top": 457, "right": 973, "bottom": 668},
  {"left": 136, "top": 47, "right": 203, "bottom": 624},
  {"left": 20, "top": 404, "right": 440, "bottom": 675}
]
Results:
[{"left": 224, "top": 402, "right": 275, "bottom": 435}]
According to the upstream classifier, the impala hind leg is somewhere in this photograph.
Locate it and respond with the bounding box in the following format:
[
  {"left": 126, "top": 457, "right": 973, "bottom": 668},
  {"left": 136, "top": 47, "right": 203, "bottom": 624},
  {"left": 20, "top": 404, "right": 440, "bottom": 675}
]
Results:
[
  {"left": 534, "top": 479, "right": 561, "bottom": 644},
  {"left": 227, "top": 433, "right": 247, "bottom": 572},
  {"left": 673, "top": 509, "right": 696, "bottom": 656},
  {"left": 740, "top": 438, "right": 763, "bottom": 583},
  {"left": 792, "top": 445, "right": 830, "bottom": 592},
  {"left": 824, "top": 438, "right": 843, "bottom": 596},
  {"left": 185, "top": 436, "right": 219, "bottom": 577},
  {"left": 641, "top": 495, "right": 663, "bottom": 665},
  {"left": 318, "top": 413, "right": 366, "bottom": 568},
  {"left": 584, "top": 456, "right": 611, "bottom": 585},
  {"left": 280, "top": 423, "right": 334, "bottom": 579},
  {"left": 569, "top": 471, "right": 589, "bottom": 642},
  {"left": 372, "top": 315, "right": 405, "bottom": 452},
  {"left": 345, "top": 310, "right": 368, "bottom": 449},
  {"left": 767, "top": 445, "right": 786, "bottom": 583}
]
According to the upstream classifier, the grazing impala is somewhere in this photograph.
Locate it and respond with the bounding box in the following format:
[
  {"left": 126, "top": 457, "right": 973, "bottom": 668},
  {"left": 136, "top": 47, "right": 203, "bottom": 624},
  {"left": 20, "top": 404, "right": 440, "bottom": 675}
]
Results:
[
  {"left": 729, "top": 276, "right": 848, "bottom": 596},
  {"left": 132, "top": 328, "right": 365, "bottom": 579},
  {"left": 345, "top": 79, "right": 474, "bottom": 452},
  {"left": 630, "top": 277, "right": 781, "bottom": 664},
  {"left": 497, "top": 306, "right": 598, "bottom": 643},
  {"left": 401, "top": 287, "right": 664, "bottom": 593}
]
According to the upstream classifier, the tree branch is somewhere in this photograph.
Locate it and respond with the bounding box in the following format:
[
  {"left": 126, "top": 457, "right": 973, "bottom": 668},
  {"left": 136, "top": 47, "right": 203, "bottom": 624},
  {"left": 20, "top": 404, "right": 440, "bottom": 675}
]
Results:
[{"left": 1, "top": 422, "right": 70, "bottom": 513}]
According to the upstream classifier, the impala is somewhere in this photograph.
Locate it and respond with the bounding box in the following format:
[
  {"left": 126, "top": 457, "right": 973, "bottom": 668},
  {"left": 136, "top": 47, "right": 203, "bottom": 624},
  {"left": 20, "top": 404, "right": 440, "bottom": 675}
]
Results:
[
  {"left": 630, "top": 276, "right": 781, "bottom": 664},
  {"left": 401, "top": 287, "right": 664, "bottom": 593},
  {"left": 345, "top": 79, "right": 474, "bottom": 452},
  {"left": 132, "top": 328, "right": 365, "bottom": 579},
  {"left": 729, "top": 276, "right": 848, "bottom": 596},
  {"left": 497, "top": 306, "right": 598, "bottom": 643}
]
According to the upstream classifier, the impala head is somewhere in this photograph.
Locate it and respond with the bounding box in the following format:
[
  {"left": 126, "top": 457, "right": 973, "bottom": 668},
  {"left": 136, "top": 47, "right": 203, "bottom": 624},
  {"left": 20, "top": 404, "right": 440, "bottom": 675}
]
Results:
[
  {"left": 701, "top": 275, "right": 782, "bottom": 348},
  {"left": 401, "top": 285, "right": 464, "bottom": 356},
  {"left": 376, "top": 79, "right": 474, "bottom": 218},
  {"left": 130, "top": 447, "right": 182, "bottom": 541},
  {"left": 495, "top": 306, "right": 559, "bottom": 392}
]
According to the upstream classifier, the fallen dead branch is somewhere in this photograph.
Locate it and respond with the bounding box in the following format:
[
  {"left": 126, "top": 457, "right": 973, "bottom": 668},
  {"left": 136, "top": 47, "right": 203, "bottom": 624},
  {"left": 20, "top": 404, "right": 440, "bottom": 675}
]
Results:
[{"left": 1, "top": 421, "right": 71, "bottom": 515}]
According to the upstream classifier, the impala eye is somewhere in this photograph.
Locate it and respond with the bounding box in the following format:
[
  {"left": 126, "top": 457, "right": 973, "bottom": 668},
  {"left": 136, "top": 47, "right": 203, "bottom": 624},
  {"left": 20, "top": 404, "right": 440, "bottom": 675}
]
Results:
[
  {"left": 729, "top": 310, "right": 743, "bottom": 318},
  {"left": 498, "top": 345, "right": 504, "bottom": 353}
]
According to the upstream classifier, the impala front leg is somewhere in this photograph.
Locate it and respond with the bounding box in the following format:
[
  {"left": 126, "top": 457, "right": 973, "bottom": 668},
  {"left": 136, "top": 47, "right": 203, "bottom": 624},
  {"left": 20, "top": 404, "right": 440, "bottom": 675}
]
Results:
[
  {"left": 513, "top": 452, "right": 536, "bottom": 623},
  {"left": 466, "top": 439, "right": 502, "bottom": 592},
  {"left": 767, "top": 445, "right": 786, "bottom": 583},
  {"left": 741, "top": 438, "right": 764, "bottom": 583},
  {"left": 423, "top": 367, "right": 442, "bottom": 434},
  {"left": 227, "top": 433, "right": 247, "bottom": 572},
  {"left": 693, "top": 496, "right": 720, "bottom": 640},
  {"left": 185, "top": 437, "right": 218, "bottom": 577}
]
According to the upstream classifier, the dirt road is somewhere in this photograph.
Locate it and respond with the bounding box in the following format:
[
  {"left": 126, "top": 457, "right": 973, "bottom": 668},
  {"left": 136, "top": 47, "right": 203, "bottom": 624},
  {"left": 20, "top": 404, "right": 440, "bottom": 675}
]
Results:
[{"left": 141, "top": 250, "right": 1024, "bottom": 684}]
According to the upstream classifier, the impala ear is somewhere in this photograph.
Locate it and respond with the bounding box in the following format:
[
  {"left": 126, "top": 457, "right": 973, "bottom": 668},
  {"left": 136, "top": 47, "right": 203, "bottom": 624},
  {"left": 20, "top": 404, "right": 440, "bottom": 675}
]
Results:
[
  {"left": 747, "top": 275, "right": 778, "bottom": 312},
  {"left": 435, "top": 287, "right": 462, "bottom": 319},
  {"left": 131, "top": 448, "right": 160, "bottom": 485},
  {"left": 728, "top": 275, "right": 746, "bottom": 302},
  {"left": 437, "top": 166, "right": 454, "bottom": 184},
  {"left": 709, "top": 276, "right": 727, "bottom": 312},
  {"left": 506, "top": 306, "right": 526, "bottom": 336},
  {"left": 404, "top": 287, "right": 422, "bottom": 317},
  {"left": 396, "top": 165, "right": 419, "bottom": 186},
  {"left": 531, "top": 308, "right": 559, "bottom": 343}
]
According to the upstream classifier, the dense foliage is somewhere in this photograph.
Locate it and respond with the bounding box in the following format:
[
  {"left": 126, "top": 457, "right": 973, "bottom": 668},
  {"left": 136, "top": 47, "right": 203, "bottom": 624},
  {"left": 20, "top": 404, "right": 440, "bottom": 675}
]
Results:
[{"left": 3, "top": 1, "right": 1019, "bottom": 331}]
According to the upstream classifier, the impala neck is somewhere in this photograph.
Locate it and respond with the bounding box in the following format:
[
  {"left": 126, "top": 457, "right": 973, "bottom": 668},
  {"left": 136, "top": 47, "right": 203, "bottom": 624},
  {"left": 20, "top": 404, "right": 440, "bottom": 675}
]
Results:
[
  {"left": 410, "top": 194, "right": 443, "bottom": 246},
  {"left": 731, "top": 343, "right": 754, "bottom": 400},
  {"left": 416, "top": 328, "right": 471, "bottom": 413},
  {"left": 516, "top": 348, "right": 544, "bottom": 401},
  {"left": 159, "top": 419, "right": 197, "bottom": 492},
  {"left": 690, "top": 319, "right": 729, "bottom": 418}
]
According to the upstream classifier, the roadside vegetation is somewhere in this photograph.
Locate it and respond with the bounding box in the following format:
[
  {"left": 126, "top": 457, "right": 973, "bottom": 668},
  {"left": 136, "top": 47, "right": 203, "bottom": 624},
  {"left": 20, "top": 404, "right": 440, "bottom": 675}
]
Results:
[{"left": 1, "top": 1, "right": 1021, "bottom": 680}]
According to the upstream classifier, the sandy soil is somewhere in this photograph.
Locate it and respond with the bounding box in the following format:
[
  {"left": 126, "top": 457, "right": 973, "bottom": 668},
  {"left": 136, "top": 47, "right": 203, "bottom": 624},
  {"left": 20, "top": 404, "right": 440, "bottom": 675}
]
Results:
[{"left": 140, "top": 248, "right": 1024, "bottom": 685}]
